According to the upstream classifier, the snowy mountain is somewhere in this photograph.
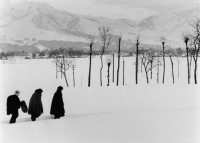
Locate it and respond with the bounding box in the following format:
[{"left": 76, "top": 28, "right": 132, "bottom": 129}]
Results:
[
  {"left": 0, "top": 1, "right": 200, "bottom": 46},
  {"left": 137, "top": 4, "right": 200, "bottom": 41}
]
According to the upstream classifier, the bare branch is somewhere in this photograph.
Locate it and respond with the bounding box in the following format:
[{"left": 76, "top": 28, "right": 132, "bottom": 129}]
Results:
[
  {"left": 98, "top": 25, "right": 113, "bottom": 50},
  {"left": 85, "top": 34, "right": 96, "bottom": 44}
]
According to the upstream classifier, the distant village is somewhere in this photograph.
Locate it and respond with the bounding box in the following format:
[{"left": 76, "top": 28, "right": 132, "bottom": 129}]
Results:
[{"left": 0, "top": 36, "right": 194, "bottom": 62}]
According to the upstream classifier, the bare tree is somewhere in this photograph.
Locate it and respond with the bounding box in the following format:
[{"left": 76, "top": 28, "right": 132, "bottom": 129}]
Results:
[
  {"left": 116, "top": 36, "right": 122, "bottom": 86},
  {"left": 190, "top": 18, "right": 200, "bottom": 84},
  {"left": 106, "top": 56, "right": 112, "bottom": 86},
  {"left": 140, "top": 48, "right": 156, "bottom": 84},
  {"left": 183, "top": 33, "right": 190, "bottom": 84},
  {"left": 188, "top": 43, "right": 193, "bottom": 81},
  {"left": 135, "top": 35, "right": 140, "bottom": 84},
  {"left": 98, "top": 26, "right": 112, "bottom": 86},
  {"left": 123, "top": 59, "right": 125, "bottom": 86},
  {"left": 155, "top": 50, "right": 162, "bottom": 83},
  {"left": 70, "top": 59, "right": 76, "bottom": 87},
  {"left": 54, "top": 48, "right": 72, "bottom": 87},
  {"left": 169, "top": 54, "right": 175, "bottom": 84},
  {"left": 86, "top": 34, "right": 95, "bottom": 87},
  {"left": 150, "top": 55, "right": 154, "bottom": 80},
  {"left": 112, "top": 53, "right": 115, "bottom": 82},
  {"left": 160, "top": 36, "right": 166, "bottom": 84}
]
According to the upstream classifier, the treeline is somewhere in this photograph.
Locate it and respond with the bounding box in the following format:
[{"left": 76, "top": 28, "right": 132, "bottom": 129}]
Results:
[
  {"left": 137, "top": 47, "right": 185, "bottom": 57},
  {"left": 0, "top": 51, "right": 27, "bottom": 59},
  {"left": 0, "top": 46, "right": 186, "bottom": 59}
]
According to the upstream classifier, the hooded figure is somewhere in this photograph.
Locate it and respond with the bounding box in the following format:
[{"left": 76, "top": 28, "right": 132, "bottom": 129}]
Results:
[
  {"left": 28, "top": 89, "right": 43, "bottom": 121},
  {"left": 50, "top": 86, "right": 65, "bottom": 119},
  {"left": 7, "top": 90, "right": 21, "bottom": 123}
]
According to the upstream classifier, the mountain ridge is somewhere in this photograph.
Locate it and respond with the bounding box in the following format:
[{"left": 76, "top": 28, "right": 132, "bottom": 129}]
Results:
[{"left": 0, "top": 1, "right": 200, "bottom": 47}]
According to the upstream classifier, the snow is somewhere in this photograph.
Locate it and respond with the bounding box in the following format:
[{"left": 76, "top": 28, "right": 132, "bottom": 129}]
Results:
[{"left": 0, "top": 56, "right": 200, "bottom": 143}]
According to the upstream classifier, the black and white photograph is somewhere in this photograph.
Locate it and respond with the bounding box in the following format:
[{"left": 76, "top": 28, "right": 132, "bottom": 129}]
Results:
[{"left": 0, "top": 0, "right": 200, "bottom": 142}]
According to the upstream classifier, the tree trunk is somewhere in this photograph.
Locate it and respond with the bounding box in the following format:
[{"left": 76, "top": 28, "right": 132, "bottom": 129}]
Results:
[
  {"left": 73, "top": 67, "right": 75, "bottom": 87},
  {"left": 194, "top": 60, "right": 197, "bottom": 84},
  {"left": 193, "top": 50, "right": 198, "bottom": 84},
  {"left": 162, "top": 42, "right": 165, "bottom": 84},
  {"left": 141, "top": 58, "right": 143, "bottom": 73},
  {"left": 107, "top": 63, "right": 111, "bottom": 86},
  {"left": 88, "top": 43, "right": 93, "bottom": 87},
  {"left": 100, "top": 54, "right": 103, "bottom": 86},
  {"left": 135, "top": 40, "right": 139, "bottom": 84},
  {"left": 62, "top": 55, "right": 69, "bottom": 87},
  {"left": 186, "top": 46, "right": 190, "bottom": 84},
  {"left": 63, "top": 73, "right": 69, "bottom": 87},
  {"left": 145, "top": 67, "right": 149, "bottom": 84},
  {"left": 113, "top": 54, "right": 114, "bottom": 82},
  {"left": 123, "top": 60, "right": 125, "bottom": 86},
  {"left": 150, "top": 60, "right": 153, "bottom": 79},
  {"left": 189, "top": 55, "right": 192, "bottom": 79},
  {"left": 99, "top": 40, "right": 106, "bottom": 86},
  {"left": 116, "top": 37, "right": 121, "bottom": 86},
  {"left": 170, "top": 55, "right": 174, "bottom": 84},
  {"left": 157, "top": 57, "right": 159, "bottom": 83}
]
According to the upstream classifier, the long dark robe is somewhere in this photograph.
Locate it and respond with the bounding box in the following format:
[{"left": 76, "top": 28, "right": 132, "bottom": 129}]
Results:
[
  {"left": 7, "top": 95, "right": 21, "bottom": 115},
  {"left": 50, "top": 90, "right": 65, "bottom": 117},
  {"left": 28, "top": 92, "right": 43, "bottom": 118}
]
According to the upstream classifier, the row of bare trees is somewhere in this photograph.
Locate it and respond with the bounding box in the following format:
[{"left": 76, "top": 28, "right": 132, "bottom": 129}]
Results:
[
  {"left": 134, "top": 18, "right": 200, "bottom": 85},
  {"left": 183, "top": 18, "right": 200, "bottom": 84},
  {"left": 86, "top": 26, "right": 122, "bottom": 87},
  {"left": 53, "top": 18, "right": 199, "bottom": 87}
]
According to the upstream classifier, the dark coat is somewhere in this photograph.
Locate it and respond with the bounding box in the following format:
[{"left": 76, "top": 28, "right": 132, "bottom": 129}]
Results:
[
  {"left": 50, "top": 90, "right": 65, "bottom": 117},
  {"left": 28, "top": 90, "right": 43, "bottom": 118},
  {"left": 7, "top": 95, "right": 21, "bottom": 115}
]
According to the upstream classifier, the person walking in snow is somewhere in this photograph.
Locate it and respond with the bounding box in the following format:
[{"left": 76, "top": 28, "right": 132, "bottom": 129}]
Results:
[
  {"left": 7, "top": 90, "right": 21, "bottom": 123},
  {"left": 50, "top": 86, "right": 65, "bottom": 119},
  {"left": 28, "top": 89, "right": 43, "bottom": 121}
]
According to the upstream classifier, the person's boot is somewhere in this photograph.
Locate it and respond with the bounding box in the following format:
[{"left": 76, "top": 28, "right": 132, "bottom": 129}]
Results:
[
  {"left": 31, "top": 115, "right": 36, "bottom": 121},
  {"left": 54, "top": 115, "right": 60, "bottom": 119},
  {"left": 10, "top": 115, "right": 16, "bottom": 124}
]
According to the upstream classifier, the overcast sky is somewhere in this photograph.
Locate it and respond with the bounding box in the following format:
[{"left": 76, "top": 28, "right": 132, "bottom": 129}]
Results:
[{"left": 1, "top": 0, "right": 199, "bottom": 20}]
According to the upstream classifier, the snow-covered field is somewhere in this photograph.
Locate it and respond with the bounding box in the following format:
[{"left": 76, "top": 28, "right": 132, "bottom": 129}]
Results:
[{"left": 0, "top": 56, "right": 200, "bottom": 143}]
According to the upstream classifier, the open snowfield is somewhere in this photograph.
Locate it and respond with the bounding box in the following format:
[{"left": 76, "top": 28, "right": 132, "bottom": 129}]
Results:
[{"left": 0, "top": 56, "right": 200, "bottom": 143}]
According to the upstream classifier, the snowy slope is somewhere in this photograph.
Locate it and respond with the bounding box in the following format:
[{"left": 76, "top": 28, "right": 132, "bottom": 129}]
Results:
[
  {"left": 138, "top": 4, "right": 200, "bottom": 40},
  {"left": 1, "top": 86, "right": 200, "bottom": 143},
  {"left": 0, "top": 1, "right": 86, "bottom": 42},
  {"left": 0, "top": 57, "right": 200, "bottom": 143}
]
